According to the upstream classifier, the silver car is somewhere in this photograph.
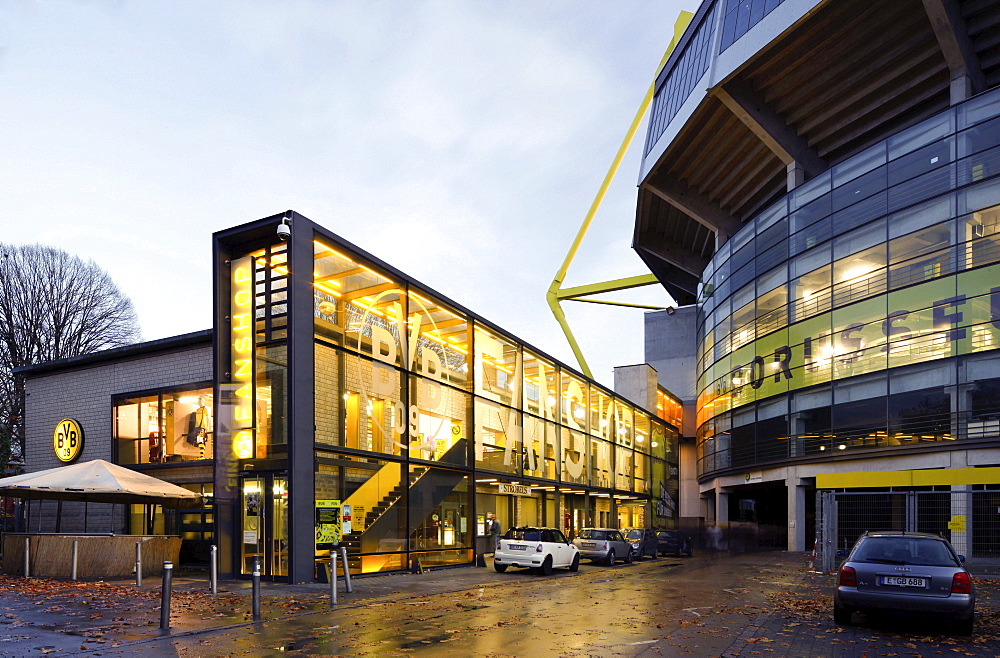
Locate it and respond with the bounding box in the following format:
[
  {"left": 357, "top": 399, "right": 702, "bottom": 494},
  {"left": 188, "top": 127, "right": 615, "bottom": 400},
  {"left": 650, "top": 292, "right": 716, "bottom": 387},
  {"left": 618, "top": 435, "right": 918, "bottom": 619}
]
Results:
[
  {"left": 572, "top": 528, "right": 633, "bottom": 565},
  {"left": 834, "top": 531, "right": 975, "bottom": 634}
]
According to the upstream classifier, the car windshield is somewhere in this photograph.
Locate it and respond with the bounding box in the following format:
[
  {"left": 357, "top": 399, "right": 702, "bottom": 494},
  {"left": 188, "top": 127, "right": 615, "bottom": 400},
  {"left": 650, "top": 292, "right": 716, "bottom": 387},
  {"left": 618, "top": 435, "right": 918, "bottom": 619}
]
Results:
[
  {"left": 627, "top": 530, "right": 643, "bottom": 539},
  {"left": 578, "top": 529, "right": 608, "bottom": 540},
  {"left": 505, "top": 528, "right": 541, "bottom": 541},
  {"left": 854, "top": 537, "right": 958, "bottom": 567}
]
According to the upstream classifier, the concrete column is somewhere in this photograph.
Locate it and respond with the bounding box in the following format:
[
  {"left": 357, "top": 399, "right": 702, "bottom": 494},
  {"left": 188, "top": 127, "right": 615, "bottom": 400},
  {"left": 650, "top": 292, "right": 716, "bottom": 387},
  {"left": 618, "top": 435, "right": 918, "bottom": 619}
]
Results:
[
  {"left": 715, "top": 488, "right": 730, "bottom": 525},
  {"left": 950, "top": 74, "right": 972, "bottom": 105},
  {"left": 786, "top": 161, "right": 805, "bottom": 191},
  {"left": 787, "top": 480, "right": 807, "bottom": 552}
]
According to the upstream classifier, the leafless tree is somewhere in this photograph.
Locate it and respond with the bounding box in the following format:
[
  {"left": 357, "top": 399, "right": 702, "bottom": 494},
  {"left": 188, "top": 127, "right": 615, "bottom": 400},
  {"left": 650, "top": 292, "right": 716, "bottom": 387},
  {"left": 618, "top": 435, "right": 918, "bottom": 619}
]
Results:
[{"left": 0, "top": 244, "right": 141, "bottom": 467}]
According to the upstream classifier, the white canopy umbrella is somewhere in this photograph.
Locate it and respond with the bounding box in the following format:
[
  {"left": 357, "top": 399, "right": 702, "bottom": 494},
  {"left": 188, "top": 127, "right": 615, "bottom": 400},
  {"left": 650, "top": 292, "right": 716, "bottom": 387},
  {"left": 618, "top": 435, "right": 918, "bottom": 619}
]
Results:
[{"left": 0, "top": 459, "right": 202, "bottom": 508}]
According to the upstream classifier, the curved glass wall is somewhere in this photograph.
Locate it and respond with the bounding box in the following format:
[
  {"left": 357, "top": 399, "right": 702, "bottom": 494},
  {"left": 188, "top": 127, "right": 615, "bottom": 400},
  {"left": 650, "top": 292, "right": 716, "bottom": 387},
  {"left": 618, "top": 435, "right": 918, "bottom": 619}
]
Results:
[{"left": 696, "top": 88, "right": 1000, "bottom": 477}]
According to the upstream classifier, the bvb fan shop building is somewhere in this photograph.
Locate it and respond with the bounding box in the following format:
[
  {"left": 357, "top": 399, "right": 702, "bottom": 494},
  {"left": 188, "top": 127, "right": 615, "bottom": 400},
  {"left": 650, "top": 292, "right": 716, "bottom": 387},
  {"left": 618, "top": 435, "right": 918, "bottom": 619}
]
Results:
[{"left": 19, "top": 213, "right": 682, "bottom": 583}]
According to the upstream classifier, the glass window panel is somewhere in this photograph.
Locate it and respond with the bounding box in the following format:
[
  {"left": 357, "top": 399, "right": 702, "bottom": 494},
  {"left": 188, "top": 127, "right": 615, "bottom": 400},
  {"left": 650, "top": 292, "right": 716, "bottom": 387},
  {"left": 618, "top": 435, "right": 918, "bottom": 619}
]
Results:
[
  {"left": 474, "top": 398, "right": 519, "bottom": 475},
  {"left": 115, "top": 394, "right": 159, "bottom": 465},
  {"left": 474, "top": 326, "right": 520, "bottom": 407},
  {"left": 523, "top": 349, "right": 558, "bottom": 420},
  {"left": 633, "top": 410, "right": 652, "bottom": 455},
  {"left": 833, "top": 142, "right": 887, "bottom": 187},
  {"left": 834, "top": 218, "right": 886, "bottom": 259},
  {"left": 887, "top": 138, "right": 954, "bottom": 187},
  {"left": 959, "top": 175, "right": 1000, "bottom": 214},
  {"left": 958, "top": 87, "right": 1000, "bottom": 129},
  {"left": 256, "top": 343, "right": 287, "bottom": 459},
  {"left": 410, "top": 375, "right": 469, "bottom": 465},
  {"left": 588, "top": 437, "right": 613, "bottom": 488},
  {"left": 314, "top": 239, "right": 405, "bottom": 363},
  {"left": 833, "top": 244, "right": 887, "bottom": 305},
  {"left": 633, "top": 451, "right": 650, "bottom": 495},
  {"left": 887, "top": 111, "right": 953, "bottom": 159},
  {"left": 888, "top": 196, "right": 954, "bottom": 239},
  {"left": 789, "top": 264, "right": 831, "bottom": 322},
  {"left": 615, "top": 400, "right": 634, "bottom": 448},
  {"left": 958, "top": 114, "right": 1000, "bottom": 158},
  {"left": 791, "top": 171, "right": 831, "bottom": 211},
  {"left": 523, "top": 416, "right": 559, "bottom": 480},
  {"left": 832, "top": 165, "right": 886, "bottom": 212},
  {"left": 757, "top": 264, "right": 786, "bottom": 295},
  {"left": 408, "top": 290, "right": 469, "bottom": 389},
  {"left": 315, "top": 455, "right": 406, "bottom": 574},
  {"left": 561, "top": 428, "right": 587, "bottom": 485},
  {"left": 962, "top": 205, "right": 1000, "bottom": 269},
  {"left": 561, "top": 371, "right": 589, "bottom": 432},
  {"left": 589, "top": 386, "right": 615, "bottom": 441},
  {"left": 408, "top": 468, "right": 471, "bottom": 564},
  {"left": 336, "top": 348, "right": 405, "bottom": 456}
]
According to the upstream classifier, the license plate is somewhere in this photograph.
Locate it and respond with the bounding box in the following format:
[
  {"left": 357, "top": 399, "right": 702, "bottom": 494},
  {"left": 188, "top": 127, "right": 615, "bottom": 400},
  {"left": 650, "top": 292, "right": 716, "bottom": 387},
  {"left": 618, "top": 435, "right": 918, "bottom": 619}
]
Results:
[
  {"left": 582, "top": 542, "right": 595, "bottom": 548},
  {"left": 509, "top": 544, "right": 526, "bottom": 551},
  {"left": 881, "top": 576, "right": 928, "bottom": 588}
]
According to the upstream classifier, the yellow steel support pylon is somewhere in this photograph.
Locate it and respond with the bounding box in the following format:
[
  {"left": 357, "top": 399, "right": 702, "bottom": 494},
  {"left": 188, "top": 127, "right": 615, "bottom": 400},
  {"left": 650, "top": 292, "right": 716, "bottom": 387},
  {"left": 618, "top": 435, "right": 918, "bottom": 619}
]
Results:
[{"left": 546, "top": 11, "right": 694, "bottom": 379}]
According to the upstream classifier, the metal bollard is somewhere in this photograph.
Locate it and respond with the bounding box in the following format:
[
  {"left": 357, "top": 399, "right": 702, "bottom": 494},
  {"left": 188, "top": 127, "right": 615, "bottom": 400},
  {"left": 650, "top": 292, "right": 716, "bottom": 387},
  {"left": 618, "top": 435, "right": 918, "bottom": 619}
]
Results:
[
  {"left": 160, "top": 561, "right": 173, "bottom": 630},
  {"left": 251, "top": 556, "right": 261, "bottom": 621},
  {"left": 340, "top": 546, "right": 353, "bottom": 593},
  {"left": 329, "top": 549, "right": 338, "bottom": 606},
  {"left": 23, "top": 537, "right": 30, "bottom": 578},
  {"left": 209, "top": 545, "right": 218, "bottom": 594},
  {"left": 135, "top": 541, "right": 143, "bottom": 587},
  {"left": 71, "top": 540, "right": 79, "bottom": 581}
]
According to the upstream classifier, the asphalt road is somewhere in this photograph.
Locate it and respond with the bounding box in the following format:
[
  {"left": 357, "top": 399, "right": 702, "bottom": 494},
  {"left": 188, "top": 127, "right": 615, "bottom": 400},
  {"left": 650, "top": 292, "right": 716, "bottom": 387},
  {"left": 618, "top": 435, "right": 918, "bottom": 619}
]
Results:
[{"left": 3, "top": 551, "right": 1000, "bottom": 656}]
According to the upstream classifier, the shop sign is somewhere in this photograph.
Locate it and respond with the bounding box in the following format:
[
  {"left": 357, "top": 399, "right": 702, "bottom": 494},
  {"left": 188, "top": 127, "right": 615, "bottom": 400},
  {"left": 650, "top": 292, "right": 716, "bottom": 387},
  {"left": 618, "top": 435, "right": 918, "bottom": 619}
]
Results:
[
  {"left": 498, "top": 483, "right": 531, "bottom": 496},
  {"left": 230, "top": 256, "right": 255, "bottom": 460},
  {"left": 53, "top": 418, "right": 84, "bottom": 463},
  {"left": 744, "top": 472, "right": 762, "bottom": 484}
]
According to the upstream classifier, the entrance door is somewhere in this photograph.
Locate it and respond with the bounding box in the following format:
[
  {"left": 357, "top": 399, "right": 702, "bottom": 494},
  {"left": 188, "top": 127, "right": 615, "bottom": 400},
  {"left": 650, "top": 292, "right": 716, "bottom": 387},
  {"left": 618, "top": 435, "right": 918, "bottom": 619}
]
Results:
[{"left": 240, "top": 474, "right": 289, "bottom": 578}]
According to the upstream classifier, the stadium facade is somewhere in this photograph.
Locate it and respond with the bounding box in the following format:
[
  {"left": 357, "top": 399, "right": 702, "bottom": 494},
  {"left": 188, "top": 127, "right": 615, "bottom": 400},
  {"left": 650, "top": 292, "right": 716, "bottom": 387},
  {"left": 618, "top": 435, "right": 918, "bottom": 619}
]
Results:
[{"left": 634, "top": 0, "right": 1000, "bottom": 552}]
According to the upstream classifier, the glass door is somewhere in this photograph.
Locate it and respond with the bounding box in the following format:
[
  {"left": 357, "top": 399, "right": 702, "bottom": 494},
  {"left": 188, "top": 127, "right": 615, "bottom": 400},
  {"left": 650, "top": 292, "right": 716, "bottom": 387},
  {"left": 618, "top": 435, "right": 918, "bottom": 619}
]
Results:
[{"left": 240, "top": 474, "right": 289, "bottom": 578}]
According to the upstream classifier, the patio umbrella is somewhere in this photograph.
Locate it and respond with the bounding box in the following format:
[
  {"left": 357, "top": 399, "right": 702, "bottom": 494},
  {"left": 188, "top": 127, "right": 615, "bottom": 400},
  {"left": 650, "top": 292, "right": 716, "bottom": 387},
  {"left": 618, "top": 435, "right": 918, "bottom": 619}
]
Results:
[{"left": 0, "top": 459, "right": 203, "bottom": 508}]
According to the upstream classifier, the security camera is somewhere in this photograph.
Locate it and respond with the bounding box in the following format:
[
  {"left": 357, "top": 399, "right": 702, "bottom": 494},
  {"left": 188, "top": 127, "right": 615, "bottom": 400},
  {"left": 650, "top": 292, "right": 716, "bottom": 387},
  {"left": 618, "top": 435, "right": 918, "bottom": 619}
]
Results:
[{"left": 277, "top": 217, "right": 291, "bottom": 241}]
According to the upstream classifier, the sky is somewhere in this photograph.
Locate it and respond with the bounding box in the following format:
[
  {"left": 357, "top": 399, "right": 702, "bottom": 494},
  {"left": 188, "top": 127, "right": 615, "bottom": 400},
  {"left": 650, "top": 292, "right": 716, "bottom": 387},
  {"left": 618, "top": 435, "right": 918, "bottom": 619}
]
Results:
[{"left": 0, "top": 0, "right": 696, "bottom": 388}]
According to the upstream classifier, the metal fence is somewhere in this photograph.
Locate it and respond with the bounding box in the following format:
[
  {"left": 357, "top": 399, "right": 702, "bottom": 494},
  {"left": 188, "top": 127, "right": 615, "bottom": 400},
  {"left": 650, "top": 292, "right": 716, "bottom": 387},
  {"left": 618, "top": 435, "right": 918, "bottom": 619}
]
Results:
[{"left": 816, "top": 490, "right": 1000, "bottom": 575}]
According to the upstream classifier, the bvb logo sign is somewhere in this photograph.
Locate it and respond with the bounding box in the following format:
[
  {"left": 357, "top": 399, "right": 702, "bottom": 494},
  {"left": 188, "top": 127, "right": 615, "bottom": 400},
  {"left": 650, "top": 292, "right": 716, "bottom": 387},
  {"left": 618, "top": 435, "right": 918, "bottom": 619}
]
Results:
[{"left": 53, "top": 418, "right": 85, "bottom": 463}]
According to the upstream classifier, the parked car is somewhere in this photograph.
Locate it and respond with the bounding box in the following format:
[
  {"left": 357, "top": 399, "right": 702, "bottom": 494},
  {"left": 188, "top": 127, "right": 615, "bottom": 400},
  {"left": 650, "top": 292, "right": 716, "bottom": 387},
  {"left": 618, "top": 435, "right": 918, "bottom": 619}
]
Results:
[
  {"left": 623, "top": 527, "right": 659, "bottom": 559},
  {"left": 657, "top": 530, "right": 693, "bottom": 557},
  {"left": 494, "top": 527, "right": 580, "bottom": 575},
  {"left": 572, "top": 528, "right": 634, "bottom": 565},
  {"left": 834, "top": 531, "right": 975, "bottom": 634}
]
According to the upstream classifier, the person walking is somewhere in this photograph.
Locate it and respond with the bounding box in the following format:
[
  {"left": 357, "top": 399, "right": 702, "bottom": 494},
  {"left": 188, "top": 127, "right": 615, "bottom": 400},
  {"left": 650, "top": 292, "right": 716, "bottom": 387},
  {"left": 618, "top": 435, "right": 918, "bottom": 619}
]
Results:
[{"left": 488, "top": 513, "right": 502, "bottom": 553}]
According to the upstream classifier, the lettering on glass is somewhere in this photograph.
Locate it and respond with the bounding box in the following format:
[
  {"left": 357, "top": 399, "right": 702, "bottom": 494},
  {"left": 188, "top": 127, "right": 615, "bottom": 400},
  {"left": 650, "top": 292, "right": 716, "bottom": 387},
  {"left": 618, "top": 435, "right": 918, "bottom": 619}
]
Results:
[{"left": 231, "top": 256, "right": 255, "bottom": 459}]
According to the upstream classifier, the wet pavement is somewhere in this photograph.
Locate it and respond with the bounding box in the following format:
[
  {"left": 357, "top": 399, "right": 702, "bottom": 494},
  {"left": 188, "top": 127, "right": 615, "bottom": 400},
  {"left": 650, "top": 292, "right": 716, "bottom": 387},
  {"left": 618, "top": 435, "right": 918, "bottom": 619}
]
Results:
[{"left": 2, "top": 551, "right": 1000, "bottom": 655}]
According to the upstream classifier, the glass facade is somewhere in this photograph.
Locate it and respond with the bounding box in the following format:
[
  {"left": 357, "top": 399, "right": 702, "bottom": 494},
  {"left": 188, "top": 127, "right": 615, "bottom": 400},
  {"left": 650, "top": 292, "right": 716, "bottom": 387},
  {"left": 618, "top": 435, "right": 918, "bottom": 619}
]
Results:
[
  {"left": 696, "top": 89, "right": 1000, "bottom": 476},
  {"left": 216, "top": 219, "right": 681, "bottom": 581}
]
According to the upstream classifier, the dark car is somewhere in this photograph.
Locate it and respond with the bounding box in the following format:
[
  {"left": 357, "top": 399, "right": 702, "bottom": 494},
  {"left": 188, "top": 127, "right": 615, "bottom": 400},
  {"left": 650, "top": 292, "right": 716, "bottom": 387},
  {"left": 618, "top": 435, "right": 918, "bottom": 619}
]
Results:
[
  {"left": 623, "top": 528, "right": 658, "bottom": 559},
  {"left": 834, "top": 531, "right": 975, "bottom": 634},
  {"left": 656, "top": 530, "right": 693, "bottom": 557}
]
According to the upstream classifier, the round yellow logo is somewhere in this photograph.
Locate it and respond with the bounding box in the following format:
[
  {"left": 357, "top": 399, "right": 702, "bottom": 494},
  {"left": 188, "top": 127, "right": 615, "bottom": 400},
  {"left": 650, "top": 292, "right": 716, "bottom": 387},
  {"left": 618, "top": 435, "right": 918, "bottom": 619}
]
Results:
[{"left": 53, "top": 418, "right": 84, "bottom": 463}]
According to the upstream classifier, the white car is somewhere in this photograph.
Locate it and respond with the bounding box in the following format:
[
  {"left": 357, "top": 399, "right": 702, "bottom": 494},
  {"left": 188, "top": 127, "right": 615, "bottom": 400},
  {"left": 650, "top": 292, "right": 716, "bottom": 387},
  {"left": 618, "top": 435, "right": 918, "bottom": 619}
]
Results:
[{"left": 493, "top": 526, "right": 580, "bottom": 575}]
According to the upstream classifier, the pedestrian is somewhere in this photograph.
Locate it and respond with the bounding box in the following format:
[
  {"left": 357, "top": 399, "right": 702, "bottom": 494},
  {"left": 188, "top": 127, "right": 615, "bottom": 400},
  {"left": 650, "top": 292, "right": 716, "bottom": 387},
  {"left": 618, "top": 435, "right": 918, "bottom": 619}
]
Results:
[{"left": 488, "top": 513, "right": 502, "bottom": 552}]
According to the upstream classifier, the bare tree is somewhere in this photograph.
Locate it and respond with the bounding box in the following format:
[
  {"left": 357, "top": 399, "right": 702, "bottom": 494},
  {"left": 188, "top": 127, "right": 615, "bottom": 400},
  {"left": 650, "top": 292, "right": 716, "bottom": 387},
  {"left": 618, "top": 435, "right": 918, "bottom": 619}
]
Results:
[{"left": 0, "top": 244, "right": 141, "bottom": 467}]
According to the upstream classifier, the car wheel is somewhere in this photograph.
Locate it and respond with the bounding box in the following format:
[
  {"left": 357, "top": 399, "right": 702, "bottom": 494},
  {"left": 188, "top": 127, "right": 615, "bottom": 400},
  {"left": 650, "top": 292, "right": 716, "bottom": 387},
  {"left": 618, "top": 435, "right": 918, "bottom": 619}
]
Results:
[
  {"left": 953, "top": 616, "right": 974, "bottom": 636},
  {"left": 833, "top": 603, "right": 853, "bottom": 626},
  {"left": 605, "top": 549, "right": 616, "bottom": 566},
  {"left": 494, "top": 563, "right": 508, "bottom": 573},
  {"left": 540, "top": 555, "right": 553, "bottom": 576},
  {"left": 625, "top": 548, "right": 634, "bottom": 564},
  {"left": 569, "top": 553, "right": 580, "bottom": 572}
]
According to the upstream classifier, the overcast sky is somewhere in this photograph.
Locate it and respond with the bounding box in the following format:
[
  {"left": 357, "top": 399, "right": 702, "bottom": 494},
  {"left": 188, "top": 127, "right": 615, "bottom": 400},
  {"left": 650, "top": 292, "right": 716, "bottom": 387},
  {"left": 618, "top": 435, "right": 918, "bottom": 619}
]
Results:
[{"left": 0, "top": 0, "right": 695, "bottom": 387}]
